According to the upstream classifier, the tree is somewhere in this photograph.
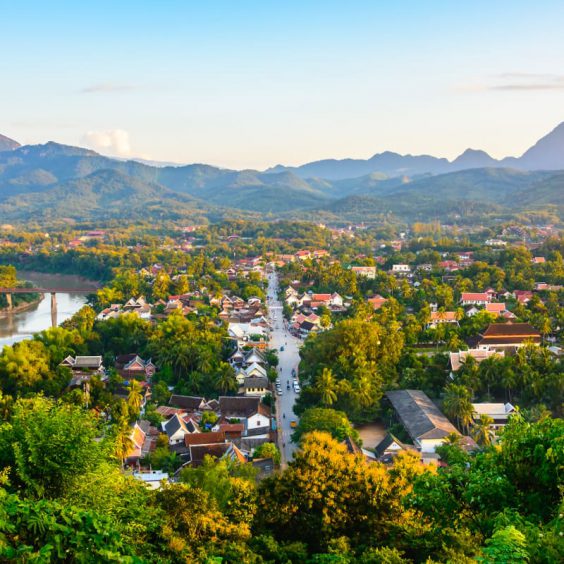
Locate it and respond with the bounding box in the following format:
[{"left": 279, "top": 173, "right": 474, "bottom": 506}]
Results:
[
  {"left": 215, "top": 362, "right": 238, "bottom": 394},
  {"left": 316, "top": 367, "right": 338, "bottom": 406},
  {"left": 126, "top": 380, "right": 144, "bottom": 418},
  {"left": 442, "top": 383, "right": 474, "bottom": 433},
  {"left": 257, "top": 432, "right": 397, "bottom": 552},
  {"left": 35, "top": 326, "right": 85, "bottom": 368},
  {"left": 253, "top": 442, "right": 281, "bottom": 465},
  {"left": 0, "top": 340, "right": 57, "bottom": 396},
  {"left": 292, "top": 407, "right": 359, "bottom": 445},
  {"left": 0, "top": 397, "right": 103, "bottom": 497},
  {"left": 479, "top": 525, "right": 529, "bottom": 563},
  {"left": 472, "top": 414, "right": 494, "bottom": 447},
  {"left": 113, "top": 415, "right": 134, "bottom": 470}
]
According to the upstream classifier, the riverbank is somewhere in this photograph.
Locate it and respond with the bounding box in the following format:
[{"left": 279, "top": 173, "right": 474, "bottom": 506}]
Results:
[{"left": 0, "top": 295, "right": 44, "bottom": 318}]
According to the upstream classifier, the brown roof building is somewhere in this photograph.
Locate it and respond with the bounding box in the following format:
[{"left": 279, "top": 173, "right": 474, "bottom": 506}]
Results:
[{"left": 477, "top": 322, "right": 541, "bottom": 351}]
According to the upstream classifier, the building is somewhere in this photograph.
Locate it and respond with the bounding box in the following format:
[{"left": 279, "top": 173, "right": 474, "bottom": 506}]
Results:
[
  {"left": 391, "top": 264, "right": 411, "bottom": 274},
  {"left": 472, "top": 403, "right": 515, "bottom": 431},
  {"left": 460, "top": 292, "right": 490, "bottom": 306},
  {"left": 351, "top": 266, "right": 377, "bottom": 279},
  {"left": 449, "top": 349, "right": 504, "bottom": 376},
  {"left": 427, "top": 311, "right": 458, "bottom": 328},
  {"left": 367, "top": 295, "right": 388, "bottom": 311},
  {"left": 476, "top": 323, "right": 541, "bottom": 351},
  {"left": 385, "top": 390, "right": 460, "bottom": 453}
]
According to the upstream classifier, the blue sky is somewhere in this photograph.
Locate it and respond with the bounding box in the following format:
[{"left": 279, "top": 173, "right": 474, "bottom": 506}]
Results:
[{"left": 1, "top": 1, "right": 564, "bottom": 168}]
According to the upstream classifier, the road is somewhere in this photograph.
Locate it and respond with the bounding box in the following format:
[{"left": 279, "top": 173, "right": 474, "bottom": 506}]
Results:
[{"left": 266, "top": 270, "right": 301, "bottom": 465}]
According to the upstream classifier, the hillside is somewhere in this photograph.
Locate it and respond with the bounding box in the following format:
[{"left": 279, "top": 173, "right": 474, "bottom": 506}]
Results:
[
  {"left": 0, "top": 169, "right": 207, "bottom": 221},
  {"left": 0, "top": 134, "right": 20, "bottom": 152},
  {"left": 0, "top": 133, "right": 563, "bottom": 224}
]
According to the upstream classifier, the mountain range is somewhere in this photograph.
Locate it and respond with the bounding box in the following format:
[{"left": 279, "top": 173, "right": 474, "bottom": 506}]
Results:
[
  {"left": 0, "top": 123, "right": 562, "bottom": 223},
  {"left": 266, "top": 122, "right": 564, "bottom": 179}
]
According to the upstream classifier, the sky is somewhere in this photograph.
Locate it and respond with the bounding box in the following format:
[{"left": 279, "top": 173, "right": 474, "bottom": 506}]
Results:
[{"left": 1, "top": 1, "right": 564, "bottom": 169}]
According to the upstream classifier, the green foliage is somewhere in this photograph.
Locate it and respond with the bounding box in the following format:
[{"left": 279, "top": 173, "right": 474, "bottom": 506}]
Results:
[
  {"left": 0, "top": 397, "right": 103, "bottom": 498},
  {"left": 292, "top": 407, "right": 360, "bottom": 444},
  {"left": 297, "top": 317, "right": 404, "bottom": 421},
  {"left": 253, "top": 442, "right": 281, "bottom": 465}
]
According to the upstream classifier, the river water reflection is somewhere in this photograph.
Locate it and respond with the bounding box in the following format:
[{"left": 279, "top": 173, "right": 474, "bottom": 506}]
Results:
[{"left": 0, "top": 272, "right": 96, "bottom": 347}]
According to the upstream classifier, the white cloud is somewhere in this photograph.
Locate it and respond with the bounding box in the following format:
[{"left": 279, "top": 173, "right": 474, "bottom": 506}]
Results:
[{"left": 81, "top": 129, "right": 133, "bottom": 157}]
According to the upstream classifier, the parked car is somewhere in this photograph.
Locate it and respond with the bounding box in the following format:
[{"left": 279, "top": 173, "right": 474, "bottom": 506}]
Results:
[{"left": 290, "top": 420, "right": 297, "bottom": 428}]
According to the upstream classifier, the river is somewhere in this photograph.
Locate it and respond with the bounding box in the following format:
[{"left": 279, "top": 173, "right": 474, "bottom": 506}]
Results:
[{"left": 0, "top": 271, "right": 97, "bottom": 347}]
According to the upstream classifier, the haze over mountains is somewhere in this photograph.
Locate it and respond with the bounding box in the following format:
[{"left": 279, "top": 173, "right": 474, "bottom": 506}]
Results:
[
  {"left": 267, "top": 122, "right": 564, "bottom": 179},
  {"left": 0, "top": 123, "right": 562, "bottom": 222}
]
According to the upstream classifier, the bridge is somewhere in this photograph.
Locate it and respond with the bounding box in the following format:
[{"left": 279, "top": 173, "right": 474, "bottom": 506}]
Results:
[{"left": 0, "top": 287, "right": 96, "bottom": 314}]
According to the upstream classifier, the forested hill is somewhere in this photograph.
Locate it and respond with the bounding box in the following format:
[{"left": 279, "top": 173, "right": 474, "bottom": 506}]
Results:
[{"left": 0, "top": 139, "right": 562, "bottom": 223}]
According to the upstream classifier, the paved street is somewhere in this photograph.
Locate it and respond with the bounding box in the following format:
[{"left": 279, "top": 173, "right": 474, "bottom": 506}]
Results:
[{"left": 266, "top": 270, "right": 301, "bottom": 465}]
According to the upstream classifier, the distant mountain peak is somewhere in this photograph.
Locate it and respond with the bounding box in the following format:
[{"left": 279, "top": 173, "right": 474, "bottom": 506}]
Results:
[
  {"left": 0, "top": 133, "right": 21, "bottom": 152},
  {"left": 451, "top": 148, "right": 498, "bottom": 170},
  {"left": 516, "top": 120, "right": 564, "bottom": 170}
]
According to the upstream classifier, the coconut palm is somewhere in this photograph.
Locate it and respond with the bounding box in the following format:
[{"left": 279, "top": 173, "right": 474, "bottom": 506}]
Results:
[
  {"left": 471, "top": 414, "right": 495, "bottom": 447},
  {"left": 443, "top": 383, "right": 474, "bottom": 433},
  {"left": 215, "top": 362, "right": 238, "bottom": 394},
  {"left": 127, "top": 380, "right": 144, "bottom": 416},
  {"left": 316, "top": 367, "right": 338, "bottom": 406},
  {"left": 114, "top": 416, "right": 134, "bottom": 470},
  {"left": 351, "top": 374, "right": 373, "bottom": 408}
]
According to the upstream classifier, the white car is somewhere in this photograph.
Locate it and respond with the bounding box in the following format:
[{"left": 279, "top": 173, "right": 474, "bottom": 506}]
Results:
[
  {"left": 276, "top": 389, "right": 283, "bottom": 396},
  {"left": 293, "top": 384, "right": 300, "bottom": 393}
]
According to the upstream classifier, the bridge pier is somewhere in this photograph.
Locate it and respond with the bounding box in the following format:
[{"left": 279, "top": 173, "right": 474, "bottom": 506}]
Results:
[
  {"left": 5, "top": 293, "right": 12, "bottom": 310},
  {"left": 50, "top": 293, "right": 57, "bottom": 327}
]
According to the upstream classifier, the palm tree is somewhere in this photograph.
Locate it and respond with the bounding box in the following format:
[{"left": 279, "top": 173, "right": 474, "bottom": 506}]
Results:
[
  {"left": 471, "top": 414, "right": 494, "bottom": 447},
  {"left": 443, "top": 383, "right": 474, "bottom": 433},
  {"left": 215, "top": 362, "right": 238, "bottom": 394},
  {"left": 351, "top": 374, "right": 373, "bottom": 408},
  {"left": 173, "top": 344, "right": 193, "bottom": 378},
  {"left": 316, "top": 367, "right": 338, "bottom": 406},
  {"left": 127, "top": 380, "right": 144, "bottom": 416},
  {"left": 114, "top": 416, "right": 134, "bottom": 470},
  {"left": 197, "top": 347, "right": 214, "bottom": 374}
]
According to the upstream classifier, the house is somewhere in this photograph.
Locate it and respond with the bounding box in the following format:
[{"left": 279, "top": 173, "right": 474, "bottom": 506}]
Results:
[
  {"left": 367, "top": 295, "right": 388, "bottom": 311},
  {"left": 189, "top": 442, "right": 246, "bottom": 467},
  {"left": 385, "top": 390, "right": 460, "bottom": 453},
  {"left": 464, "top": 305, "right": 481, "bottom": 317},
  {"left": 218, "top": 396, "right": 270, "bottom": 437},
  {"left": 184, "top": 430, "right": 226, "bottom": 447},
  {"left": 374, "top": 433, "right": 417, "bottom": 463},
  {"left": 351, "top": 266, "right": 377, "bottom": 279},
  {"left": 427, "top": 311, "right": 458, "bottom": 328},
  {"left": 169, "top": 395, "right": 207, "bottom": 412},
  {"left": 391, "top": 264, "right": 411, "bottom": 274},
  {"left": 124, "top": 423, "right": 147, "bottom": 465},
  {"left": 115, "top": 354, "right": 156, "bottom": 379},
  {"left": 476, "top": 322, "right": 541, "bottom": 351},
  {"left": 245, "top": 362, "right": 268, "bottom": 378},
  {"left": 485, "top": 302, "right": 506, "bottom": 316},
  {"left": 449, "top": 349, "right": 504, "bottom": 375},
  {"left": 460, "top": 292, "right": 490, "bottom": 306},
  {"left": 514, "top": 290, "right": 534, "bottom": 305},
  {"left": 243, "top": 376, "right": 270, "bottom": 397},
  {"left": 532, "top": 257, "right": 546, "bottom": 264},
  {"left": 472, "top": 403, "right": 515, "bottom": 431},
  {"left": 295, "top": 250, "right": 312, "bottom": 260},
  {"left": 163, "top": 413, "right": 195, "bottom": 445},
  {"left": 60, "top": 355, "right": 106, "bottom": 388},
  {"left": 132, "top": 470, "right": 169, "bottom": 490},
  {"left": 60, "top": 355, "right": 104, "bottom": 372}
]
